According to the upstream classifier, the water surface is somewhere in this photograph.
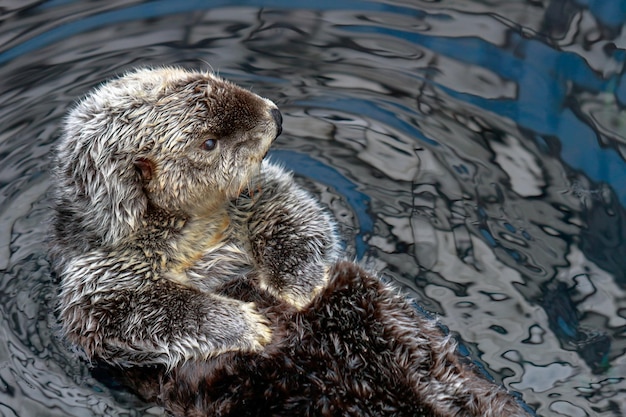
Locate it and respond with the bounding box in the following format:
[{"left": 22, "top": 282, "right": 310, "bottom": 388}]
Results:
[{"left": 1, "top": 1, "right": 625, "bottom": 416}]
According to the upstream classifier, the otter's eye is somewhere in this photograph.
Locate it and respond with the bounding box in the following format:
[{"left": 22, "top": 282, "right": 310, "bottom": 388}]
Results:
[{"left": 201, "top": 139, "right": 217, "bottom": 151}]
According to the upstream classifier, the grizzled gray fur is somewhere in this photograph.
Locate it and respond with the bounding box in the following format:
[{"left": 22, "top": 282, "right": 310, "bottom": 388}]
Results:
[{"left": 49, "top": 67, "right": 338, "bottom": 368}]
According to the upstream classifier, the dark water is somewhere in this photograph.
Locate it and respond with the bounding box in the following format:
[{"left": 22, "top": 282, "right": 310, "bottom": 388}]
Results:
[{"left": 1, "top": 1, "right": 625, "bottom": 416}]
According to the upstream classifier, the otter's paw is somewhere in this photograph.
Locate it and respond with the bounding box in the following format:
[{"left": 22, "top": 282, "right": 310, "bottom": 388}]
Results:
[
  {"left": 259, "top": 268, "right": 330, "bottom": 310},
  {"left": 239, "top": 302, "right": 272, "bottom": 350}
]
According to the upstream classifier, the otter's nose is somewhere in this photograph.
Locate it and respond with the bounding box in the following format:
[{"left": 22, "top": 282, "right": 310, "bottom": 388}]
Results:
[{"left": 271, "top": 108, "right": 283, "bottom": 138}]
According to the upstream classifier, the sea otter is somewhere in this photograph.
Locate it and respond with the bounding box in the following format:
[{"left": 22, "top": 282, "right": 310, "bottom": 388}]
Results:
[
  {"left": 49, "top": 67, "right": 339, "bottom": 368},
  {"left": 49, "top": 67, "right": 531, "bottom": 416}
]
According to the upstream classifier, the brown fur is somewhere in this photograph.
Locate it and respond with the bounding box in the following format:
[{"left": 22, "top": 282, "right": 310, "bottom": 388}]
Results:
[
  {"left": 115, "top": 261, "right": 530, "bottom": 417},
  {"left": 49, "top": 68, "right": 338, "bottom": 368}
]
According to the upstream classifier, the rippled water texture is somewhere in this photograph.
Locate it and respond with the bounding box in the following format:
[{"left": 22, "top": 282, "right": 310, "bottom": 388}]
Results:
[{"left": 1, "top": 1, "right": 625, "bottom": 416}]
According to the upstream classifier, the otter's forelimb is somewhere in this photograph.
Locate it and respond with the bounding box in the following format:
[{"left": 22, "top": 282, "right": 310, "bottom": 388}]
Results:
[
  {"left": 244, "top": 162, "right": 339, "bottom": 309},
  {"left": 58, "top": 251, "right": 271, "bottom": 368}
]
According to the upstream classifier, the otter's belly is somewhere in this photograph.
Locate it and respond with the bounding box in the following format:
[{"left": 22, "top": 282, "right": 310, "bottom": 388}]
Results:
[{"left": 183, "top": 242, "right": 255, "bottom": 292}]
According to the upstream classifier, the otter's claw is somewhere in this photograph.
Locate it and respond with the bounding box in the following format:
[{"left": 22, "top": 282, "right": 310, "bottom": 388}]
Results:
[{"left": 241, "top": 302, "right": 272, "bottom": 350}]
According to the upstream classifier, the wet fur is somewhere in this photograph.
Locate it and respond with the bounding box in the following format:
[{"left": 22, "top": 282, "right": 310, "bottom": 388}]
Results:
[
  {"left": 115, "top": 261, "right": 530, "bottom": 417},
  {"left": 49, "top": 67, "right": 338, "bottom": 367}
]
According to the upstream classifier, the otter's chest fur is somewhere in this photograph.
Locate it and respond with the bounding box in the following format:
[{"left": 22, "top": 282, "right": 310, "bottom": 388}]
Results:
[{"left": 141, "top": 205, "right": 259, "bottom": 293}]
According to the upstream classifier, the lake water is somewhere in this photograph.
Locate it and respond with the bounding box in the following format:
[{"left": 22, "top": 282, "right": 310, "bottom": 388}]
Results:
[{"left": 1, "top": 1, "right": 625, "bottom": 416}]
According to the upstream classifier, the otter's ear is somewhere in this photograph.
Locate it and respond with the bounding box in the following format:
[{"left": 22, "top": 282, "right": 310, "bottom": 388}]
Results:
[{"left": 134, "top": 158, "right": 155, "bottom": 182}]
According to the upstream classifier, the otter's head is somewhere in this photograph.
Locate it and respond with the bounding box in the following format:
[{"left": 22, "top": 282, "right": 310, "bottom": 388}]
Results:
[{"left": 52, "top": 67, "right": 282, "bottom": 249}]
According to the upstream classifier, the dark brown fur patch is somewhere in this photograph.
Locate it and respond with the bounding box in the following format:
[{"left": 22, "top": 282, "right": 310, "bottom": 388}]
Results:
[{"left": 115, "top": 262, "right": 529, "bottom": 417}]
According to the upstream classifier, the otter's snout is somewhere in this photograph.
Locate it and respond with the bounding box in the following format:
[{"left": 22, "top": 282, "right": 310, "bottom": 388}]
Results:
[{"left": 271, "top": 108, "right": 283, "bottom": 139}]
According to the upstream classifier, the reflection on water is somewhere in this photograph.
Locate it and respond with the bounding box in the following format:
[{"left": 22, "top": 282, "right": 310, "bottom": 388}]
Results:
[{"left": 1, "top": 1, "right": 625, "bottom": 416}]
